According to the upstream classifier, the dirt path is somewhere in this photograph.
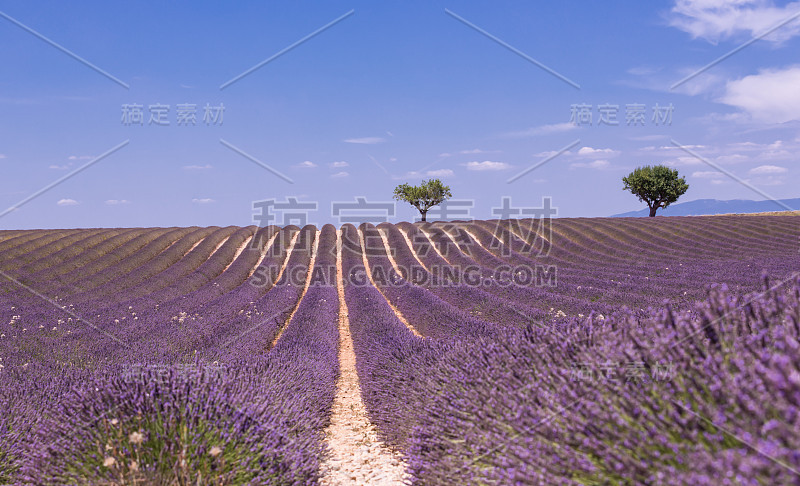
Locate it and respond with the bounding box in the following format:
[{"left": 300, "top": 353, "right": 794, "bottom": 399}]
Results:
[
  {"left": 221, "top": 233, "right": 256, "bottom": 274},
  {"left": 379, "top": 226, "right": 432, "bottom": 277},
  {"left": 417, "top": 228, "right": 454, "bottom": 266},
  {"left": 396, "top": 227, "right": 430, "bottom": 271},
  {"left": 244, "top": 231, "right": 280, "bottom": 280},
  {"left": 320, "top": 230, "right": 409, "bottom": 485}
]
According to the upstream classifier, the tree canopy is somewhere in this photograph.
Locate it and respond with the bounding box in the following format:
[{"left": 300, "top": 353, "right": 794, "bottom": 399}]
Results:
[
  {"left": 622, "top": 165, "right": 689, "bottom": 217},
  {"left": 393, "top": 179, "right": 452, "bottom": 222}
]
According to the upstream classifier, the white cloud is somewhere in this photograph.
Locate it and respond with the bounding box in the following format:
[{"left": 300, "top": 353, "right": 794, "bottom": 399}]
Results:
[
  {"left": 692, "top": 170, "right": 724, "bottom": 178},
  {"left": 192, "top": 198, "right": 215, "bottom": 204},
  {"left": 105, "top": 199, "right": 130, "bottom": 205},
  {"left": 0, "top": 154, "right": 6, "bottom": 159},
  {"left": 67, "top": 155, "right": 94, "bottom": 161},
  {"left": 669, "top": 0, "right": 800, "bottom": 43},
  {"left": 760, "top": 142, "right": 790, "bottom": 158},
  {"left": 426, "top": 169, "right": 454, "bottom": 177},
  {"left": 749, "top": 164, "right": 787, "bottom": 174},
  {"left": 671, "top": 156, "right": 707, "bottom": 166},
  {"left": 715, "top": 154, "right": 749, "bottom": 164},
  {"left": 295, "top": 161, "right": 318, "bottom": 168},
  {"left": 627, "top": 66, "right": 661, "bottom": 76},
  {"left": 535, "top": 146, "right": 619, "bottom": 160},
  {"left": 630, "top": 134, "right": 668, "bottom": 141},
  {"left": 182, "top": 164, "right": 213, "bottom": 170},
  {"left": 622, "top": 63, "right": 725, "bottom": 96},
  {"left": 669, "top": 69, "right": 726, "bottom": 96},
  {"left": 439, "top": 152, "right": 453, "bottom": 158},
  {"left": 49, "top": 164, "right": 71, "bottom": 170},
  {"left": 719, "top": 66, "right": 800, "bottom": 123},
  {"left": 571, "top": 159, "right": 610, "bottom": 169},
  {"left": 459, "top": 148, "right": 500, "bottom": 154},
  {"left": 330, "top": 161, "right": 349, "bottom": 168},
  {"left": 331, "top": 171, "right": 349, "bottom": 178},
  {"left": 464, "top": 161, "right": 511, "bottom": 171},
  {"left": 638, "top": 145, "right": 713, "bottom": 164},
  {"left": 56, "top": 198, "right": 78, "bottom": 206},
  {"left": 763, "top": 149, "right": 792, "bottom": 159},
  {"left": 500, "top": 122, "right": 578, "bottom": 138},
  {"left": 692, "top": 111, "right": 751, "bottom": 125},
  {"left": 749, "top": 176, "right": 785, "bottom": 185},
  {"left": 577, "top": 146, "right": 619, "bottom": 157},
  {"left": 659, "top": 138, "right": 800, "bottom": 170},
  {"left": 343, "top": 137, "right": 386, "bottom": 144},
  {"left": 640, "top": 144, "right": 707, "bottom": 152}
]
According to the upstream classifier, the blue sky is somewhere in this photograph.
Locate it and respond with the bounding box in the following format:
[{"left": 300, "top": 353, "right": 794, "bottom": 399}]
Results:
[{"left": 1, "top": 0, "right": 798, "bottom": 228}]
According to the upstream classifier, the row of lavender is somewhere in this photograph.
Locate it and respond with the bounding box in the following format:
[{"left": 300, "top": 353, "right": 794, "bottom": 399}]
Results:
[{"left": 0, "top": 225, "right": 341, "bottom": 484}]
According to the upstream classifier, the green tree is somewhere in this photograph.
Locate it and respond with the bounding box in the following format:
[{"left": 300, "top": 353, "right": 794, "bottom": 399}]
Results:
[
  {"left": 393, "top": 179, "right": 452, "bottom": 222},
  {"left": 622, "top": 165, "right": 689, "bottom": 217}
]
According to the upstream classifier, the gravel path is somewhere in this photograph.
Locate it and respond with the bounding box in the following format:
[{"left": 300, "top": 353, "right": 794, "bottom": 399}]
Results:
[{"left": 320, "top": 231, "right": 409, "bottom": 485}]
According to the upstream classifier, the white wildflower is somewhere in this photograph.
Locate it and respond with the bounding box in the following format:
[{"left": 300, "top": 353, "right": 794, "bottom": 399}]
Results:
[{"left": 129, "top": 431, "right": 144, "bottom": 445}]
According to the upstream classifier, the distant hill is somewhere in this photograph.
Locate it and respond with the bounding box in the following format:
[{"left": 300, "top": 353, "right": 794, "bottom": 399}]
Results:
[{"left": 612, "top": 198, "right": 800, "bottom": 217}]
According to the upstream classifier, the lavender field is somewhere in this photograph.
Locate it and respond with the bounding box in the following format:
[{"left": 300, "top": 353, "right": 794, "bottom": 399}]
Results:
[{"left": 1, "top": 215, "right": 799, "bottom": 484}]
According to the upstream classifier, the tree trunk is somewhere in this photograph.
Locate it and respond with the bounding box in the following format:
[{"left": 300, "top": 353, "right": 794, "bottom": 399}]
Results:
[
  {"left": 420, "top": 210, "right": 427, "bottom": 222},
  {"left": 649, "top": 205, "right": 658, "bottom": 217}
]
